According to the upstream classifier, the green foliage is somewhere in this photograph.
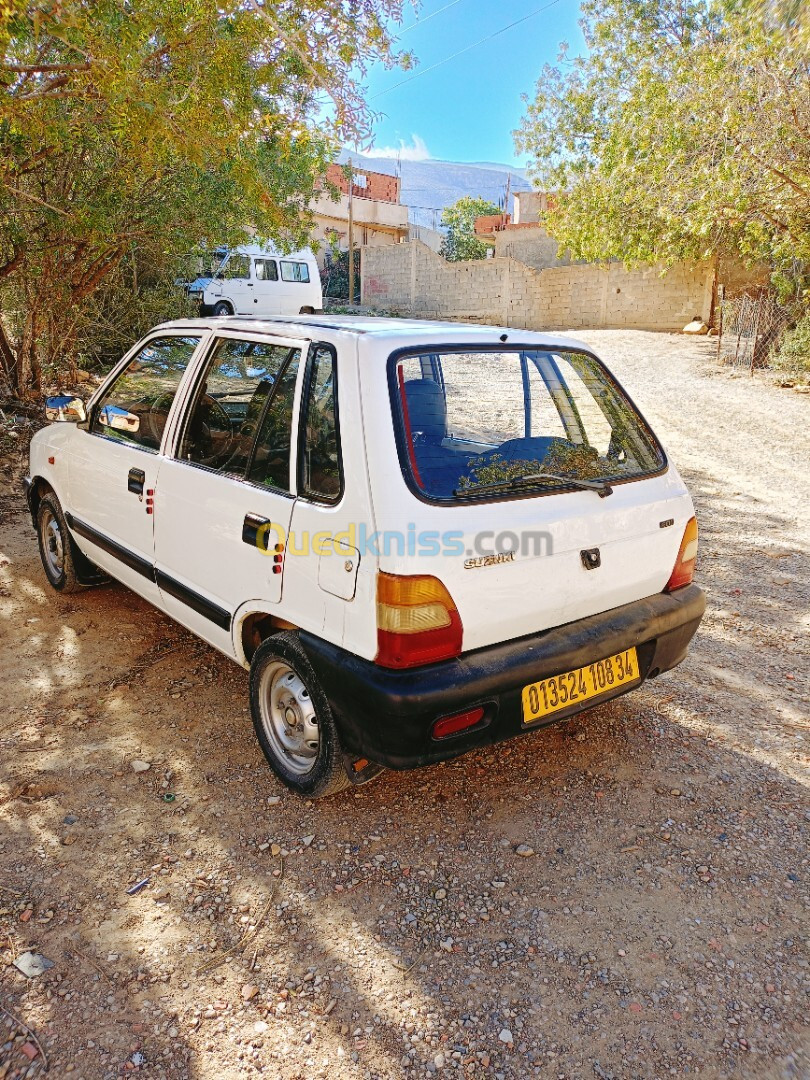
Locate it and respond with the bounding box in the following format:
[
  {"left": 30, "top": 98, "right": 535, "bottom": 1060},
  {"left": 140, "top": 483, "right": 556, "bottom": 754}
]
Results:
[
  {"left": 439, "top": 196, "right": 500, "bottom": 262},
  {"left": 772, "top": 312, "right": 810, "bottom": 379},
  {"left": 515, "top": 1, "right": 810, "bottom": 272},
  {"left": 321, "top": 248, "right": 360, "bottom": 301},
  {"left": 0, "top": 0, "right": 410, "bottom": 394}
]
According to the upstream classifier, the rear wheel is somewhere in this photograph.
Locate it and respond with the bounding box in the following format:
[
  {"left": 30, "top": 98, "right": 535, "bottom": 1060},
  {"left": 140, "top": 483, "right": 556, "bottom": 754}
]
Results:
[
  {"left": 36, "top": 492, "right": 81, "bottom": 593},
  {"left": 249, "top": 632, "right": 349, "bottom": 799},
  {"left": 213, "top": 301, "right": 233, "bottom": 316}
]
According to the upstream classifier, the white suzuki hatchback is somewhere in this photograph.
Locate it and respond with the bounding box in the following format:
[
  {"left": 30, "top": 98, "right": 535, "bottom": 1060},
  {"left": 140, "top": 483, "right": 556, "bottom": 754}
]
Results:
[{"left": 27, "top": 316, "right": 705, "bottom": 798}]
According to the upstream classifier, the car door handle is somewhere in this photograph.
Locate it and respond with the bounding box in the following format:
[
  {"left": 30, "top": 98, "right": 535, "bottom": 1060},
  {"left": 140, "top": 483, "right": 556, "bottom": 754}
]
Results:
[
  {"left": 246, "top": 283, "right": 254, "bottom": 287},
  {"left": 243, "top": 513, "right": 273, "bottom": 550},
  {"left": 128, "top": 467, "right": 145, "bottom": 495}
]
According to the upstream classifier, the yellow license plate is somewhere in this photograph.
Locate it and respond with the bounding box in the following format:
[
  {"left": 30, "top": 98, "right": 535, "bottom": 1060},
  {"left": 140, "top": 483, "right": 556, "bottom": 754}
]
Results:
[{"left": 522, "top": 647, "right": 640, "bottom": 725}]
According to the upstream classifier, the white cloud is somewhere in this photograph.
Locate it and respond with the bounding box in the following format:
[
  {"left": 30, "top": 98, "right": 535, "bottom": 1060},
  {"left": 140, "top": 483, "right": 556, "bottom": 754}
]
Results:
[{"left": 367, "top": 134, "right": 431, "bottom": 161}]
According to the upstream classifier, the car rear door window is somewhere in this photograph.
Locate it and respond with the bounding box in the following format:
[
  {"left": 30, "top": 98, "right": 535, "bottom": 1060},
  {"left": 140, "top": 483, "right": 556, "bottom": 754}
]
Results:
[
  {"left": 91, "top": 336, "right": 201, "bottom": 452},
  {"left": 179, "top": 338, "right": 300, "bottom": 476},
  {"left": 247, "top": 355, "right": 300, "bottom": 492},
  {"left": 299, "top": 345, "right": 341, "bottom": 501}
]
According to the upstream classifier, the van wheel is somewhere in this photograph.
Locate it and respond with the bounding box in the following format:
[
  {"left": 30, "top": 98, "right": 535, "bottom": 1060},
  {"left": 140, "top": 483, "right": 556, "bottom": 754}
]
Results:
[
  {"left": 249, "top": 632, "right": 350, "bottom": 799},
  {"left": 36, "top": 493, "right": 81, "bottom": 593},
  {"left": 213, "top": 301, "right": 233, "bottom": 316},
  {"left": 299, "top": 306, "right": 315, "bottom": 315}
]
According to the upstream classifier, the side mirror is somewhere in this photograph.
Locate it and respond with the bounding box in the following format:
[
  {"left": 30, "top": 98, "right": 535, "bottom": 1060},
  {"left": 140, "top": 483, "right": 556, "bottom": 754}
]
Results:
[
  {"left": 45, "top": 395, "right": 87, "bottom": 423},
  {"left": 98, "top": 404, "right": 140, "bottom": 433}
]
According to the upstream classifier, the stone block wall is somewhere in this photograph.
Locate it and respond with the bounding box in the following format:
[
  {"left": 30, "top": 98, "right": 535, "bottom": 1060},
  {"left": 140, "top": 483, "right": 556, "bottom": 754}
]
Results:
[{"left": 361, "top": 241, "right": 718, "bottom": 332}]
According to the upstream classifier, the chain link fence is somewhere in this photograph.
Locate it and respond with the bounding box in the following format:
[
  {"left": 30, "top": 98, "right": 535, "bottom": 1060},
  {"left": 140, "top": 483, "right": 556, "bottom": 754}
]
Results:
[{"left": 716, "top": 289, "right": 794, "bottom": 373}]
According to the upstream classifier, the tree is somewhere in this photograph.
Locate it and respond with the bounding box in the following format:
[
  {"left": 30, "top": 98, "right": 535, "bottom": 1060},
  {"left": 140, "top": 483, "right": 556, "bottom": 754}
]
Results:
[
  {"left": 514, "top": 1, "right": 810, "bottom": 272},
  {"left": 440, "top": 196, "right": 501, "bottom": 262},
  {"left": 0, "top": 0, "right": 411, "bottom": 395}
]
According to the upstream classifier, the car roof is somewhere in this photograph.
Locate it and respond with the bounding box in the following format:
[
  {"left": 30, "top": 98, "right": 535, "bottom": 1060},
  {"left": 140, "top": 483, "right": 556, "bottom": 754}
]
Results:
[{"left": 153, "top": 315, "right": 594, "bottom": 353}]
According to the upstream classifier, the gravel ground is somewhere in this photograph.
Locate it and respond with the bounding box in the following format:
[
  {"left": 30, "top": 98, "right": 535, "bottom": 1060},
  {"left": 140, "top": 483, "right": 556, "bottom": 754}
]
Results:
[{"left": 0, "top": 330, "right": 808, "bottom": 1080}]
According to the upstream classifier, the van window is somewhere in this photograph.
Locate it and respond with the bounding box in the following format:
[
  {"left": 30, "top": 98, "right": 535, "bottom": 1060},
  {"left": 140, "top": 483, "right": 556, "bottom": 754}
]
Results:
[
  {"left": 222, "top": 255, "right": 250, "bottom": 280},
  {"left": 254, "top": 258, "right": 278, "bottom": 282},
  {"left": 280, "top": 260, "right": 310, "bottom": 283},
  {"left": 299, "top": 345, "right": 340, "bottom": 501},
  {"left": 91, "top": 336, "right": 200, "bottom": 452},
  {"left": 179, "top": 338, "right": 300, "bottom": 476},
  {"left": 392, "top": 349, "right": 665, "bottom": 500}
]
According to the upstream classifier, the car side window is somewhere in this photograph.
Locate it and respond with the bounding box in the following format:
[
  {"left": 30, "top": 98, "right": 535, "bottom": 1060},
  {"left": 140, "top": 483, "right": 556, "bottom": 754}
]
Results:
[
  {"left": 222, "top": 254, "right": 250, "bottom": 280},
  {"left": 247, "top": 354, "right": 300, "bottom": 492},
  {"left": 179, "top": 337, "right": 300, "bottom": 477},
  {"left": 299, "top": 345, "right": 341, "bottom": 501},
  {"left": 91, "top": 336, "right": 200, "bottom": 452},
  {"left": 280, "top": 260, "right": 310, "bottom": 283},
  {"left": 254, "top": 258, "right": 278, "bottom": 282}
]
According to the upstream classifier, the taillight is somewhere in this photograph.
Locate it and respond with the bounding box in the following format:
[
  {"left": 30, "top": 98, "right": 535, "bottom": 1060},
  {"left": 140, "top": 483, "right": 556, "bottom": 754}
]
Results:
[
  {"left": 375, "top": 572, "right": 463, "bottom": 668},
  {"left": 665, "top": 516, "right": 698, "bottom": 591}
]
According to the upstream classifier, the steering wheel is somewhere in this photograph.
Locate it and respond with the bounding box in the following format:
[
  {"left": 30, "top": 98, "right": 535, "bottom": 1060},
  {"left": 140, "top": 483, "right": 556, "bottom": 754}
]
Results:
[
  {"left": 191, "top": 395, "right": 236, "bottom": 469},
  {"left": 144, "top": 392, "right": 177, "bottom": 448}
]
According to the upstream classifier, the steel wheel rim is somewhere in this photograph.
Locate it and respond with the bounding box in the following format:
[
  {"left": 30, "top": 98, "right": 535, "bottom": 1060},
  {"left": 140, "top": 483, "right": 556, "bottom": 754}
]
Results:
[
  {"left": 258, "top": 660, "right": 319, "bottom": 776},
  {"left": 40, "top": 509, "right": 64, "bottom": 578}
]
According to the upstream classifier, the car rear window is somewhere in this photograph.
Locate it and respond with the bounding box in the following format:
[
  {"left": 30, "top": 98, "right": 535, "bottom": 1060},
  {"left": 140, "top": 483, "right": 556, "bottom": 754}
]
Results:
[{"left": 391, "top": 348, "right": 665, "bottom": 501}]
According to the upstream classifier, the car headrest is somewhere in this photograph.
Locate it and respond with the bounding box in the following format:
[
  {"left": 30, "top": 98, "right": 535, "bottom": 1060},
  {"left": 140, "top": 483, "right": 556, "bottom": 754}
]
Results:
[{"left": 405, "top": 379, "right": 446, "bottom": 442}]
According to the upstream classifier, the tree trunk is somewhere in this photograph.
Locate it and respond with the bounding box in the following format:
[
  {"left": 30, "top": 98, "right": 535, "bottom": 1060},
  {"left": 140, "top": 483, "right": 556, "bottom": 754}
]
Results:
[
  {"left": 0, "top": 309, "right": 42, "bottom": 399},
  {"left": 0, "top": 317, "right": 21, "bottom": 394}
]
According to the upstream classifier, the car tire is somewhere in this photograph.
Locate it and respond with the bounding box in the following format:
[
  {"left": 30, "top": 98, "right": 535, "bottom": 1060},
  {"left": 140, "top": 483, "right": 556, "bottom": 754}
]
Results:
[
  {"left": 36, "top": 492, "right": 82, "bottom": 593},
  {"left": 249, "top": 631, "right": 350, "bottom": 799},
  {"left": 213, "top": 301, "right": 233, "bottom": 317}
]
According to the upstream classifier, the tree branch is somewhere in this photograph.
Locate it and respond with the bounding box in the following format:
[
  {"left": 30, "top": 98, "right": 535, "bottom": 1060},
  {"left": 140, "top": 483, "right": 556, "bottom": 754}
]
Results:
[
  {"left": 0, "top": 245, "right": 23, "bottom": 280},
  {"left": 1, "top": 62, "right": 91, "bottom": 74},
  {"left": 8, "top": 187, "right": 71, "bottom": 217}
]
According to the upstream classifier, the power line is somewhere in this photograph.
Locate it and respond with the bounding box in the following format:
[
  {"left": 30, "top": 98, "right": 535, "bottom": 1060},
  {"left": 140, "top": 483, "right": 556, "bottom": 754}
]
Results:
[
  {"left": 397, "top": 0, "right": 469, "bottom": 36},
  {"left": 371, "top": 0, "right": 566, "bottom": 100}
]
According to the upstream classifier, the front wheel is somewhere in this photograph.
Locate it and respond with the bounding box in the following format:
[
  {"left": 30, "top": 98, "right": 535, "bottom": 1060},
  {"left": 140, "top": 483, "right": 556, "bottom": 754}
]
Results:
[
  {"left": 37, "top": 492, "right": 81, "bottom": 593},
  {"left": 249, "top": 632, "right": 350, "bottom": 799},
  {"left": 213, "top": 301, "right": 233, "bottom": 317}
]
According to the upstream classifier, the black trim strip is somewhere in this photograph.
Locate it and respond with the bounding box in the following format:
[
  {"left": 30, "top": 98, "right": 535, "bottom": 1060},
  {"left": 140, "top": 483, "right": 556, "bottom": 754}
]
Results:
[
  {"left": 66, "top": 512, "right": 153, "bottom": 580},
  {"left": 65, "top": 512, "right": 232, "bottom": 632},
  {"left": 154, "top": 569, "right": 232, "bottom": 632}
]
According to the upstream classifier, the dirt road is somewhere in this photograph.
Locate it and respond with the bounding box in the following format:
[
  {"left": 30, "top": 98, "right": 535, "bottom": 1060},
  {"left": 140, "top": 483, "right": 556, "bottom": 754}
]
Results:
[{"left": 1, "top": 331, "right": 808, "bottom": 1079}]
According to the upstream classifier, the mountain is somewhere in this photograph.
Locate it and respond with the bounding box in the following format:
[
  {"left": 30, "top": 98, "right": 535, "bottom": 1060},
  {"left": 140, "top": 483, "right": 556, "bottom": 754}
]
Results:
[{"left": 336, "top": 149, "right": 533, "bottom": 230}]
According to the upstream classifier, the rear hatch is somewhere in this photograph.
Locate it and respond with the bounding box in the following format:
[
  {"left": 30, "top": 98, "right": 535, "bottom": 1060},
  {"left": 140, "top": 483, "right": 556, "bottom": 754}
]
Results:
[{"left": 377, "top": 342, "right": 694, "bottom": 652}]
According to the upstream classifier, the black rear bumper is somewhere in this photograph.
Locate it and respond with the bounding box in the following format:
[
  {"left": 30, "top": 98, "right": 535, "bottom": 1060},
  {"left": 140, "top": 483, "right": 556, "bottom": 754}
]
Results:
[{"left": 301, "top": 584, "right": 705, "bottom": 770}]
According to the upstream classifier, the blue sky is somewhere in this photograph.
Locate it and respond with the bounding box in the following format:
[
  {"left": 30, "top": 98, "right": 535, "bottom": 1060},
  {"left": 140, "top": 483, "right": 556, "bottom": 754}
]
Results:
[{"left": 360, "top": 0, "right": 585, "bottom": 168}]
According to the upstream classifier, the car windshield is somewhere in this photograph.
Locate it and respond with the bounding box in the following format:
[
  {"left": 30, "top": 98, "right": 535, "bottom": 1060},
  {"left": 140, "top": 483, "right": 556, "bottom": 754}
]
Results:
[{"left": 392, "top": 348, "right": 665, "bottom": 500}]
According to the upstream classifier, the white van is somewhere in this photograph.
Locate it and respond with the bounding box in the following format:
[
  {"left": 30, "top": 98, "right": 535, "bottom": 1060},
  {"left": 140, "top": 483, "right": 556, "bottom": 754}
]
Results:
[
  {"left": 188, "top": 245, "right": 322, "bottom": 318},
  {"left": 28, "top": 316, "right": 704, "bottom": 799}
]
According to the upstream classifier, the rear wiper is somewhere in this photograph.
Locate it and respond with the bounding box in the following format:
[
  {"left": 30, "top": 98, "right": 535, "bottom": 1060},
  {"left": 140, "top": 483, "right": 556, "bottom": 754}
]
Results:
[{"left": 455, "top": 472, "right": 613, "bottom": 498}]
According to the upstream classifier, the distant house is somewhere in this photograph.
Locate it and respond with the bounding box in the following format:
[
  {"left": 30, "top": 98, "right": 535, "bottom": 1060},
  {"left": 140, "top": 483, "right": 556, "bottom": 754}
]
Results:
[
  {"left": 474, "top": 191, "right": 570, "bottom": 270},
  {"left": 311, "top": 164, "right": 409, "bottom": 268}
]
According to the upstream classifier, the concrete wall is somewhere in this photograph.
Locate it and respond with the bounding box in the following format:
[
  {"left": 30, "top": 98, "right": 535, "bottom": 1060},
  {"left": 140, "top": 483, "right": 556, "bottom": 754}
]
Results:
[{"left": 361, "top": 241, "right": 716, "bottom": 331}]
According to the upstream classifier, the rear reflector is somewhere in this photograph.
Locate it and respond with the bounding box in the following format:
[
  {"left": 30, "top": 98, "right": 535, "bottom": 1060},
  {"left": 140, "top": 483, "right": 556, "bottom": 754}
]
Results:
[
  {"left": 432, "top": 706, "right": 485, "bottom": 740},
  {"left": 376, "top": 572, "right": 463, "bottom": 668},
  {"left": 665, "top": 516, "right": 698, "bottom": 591}
]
